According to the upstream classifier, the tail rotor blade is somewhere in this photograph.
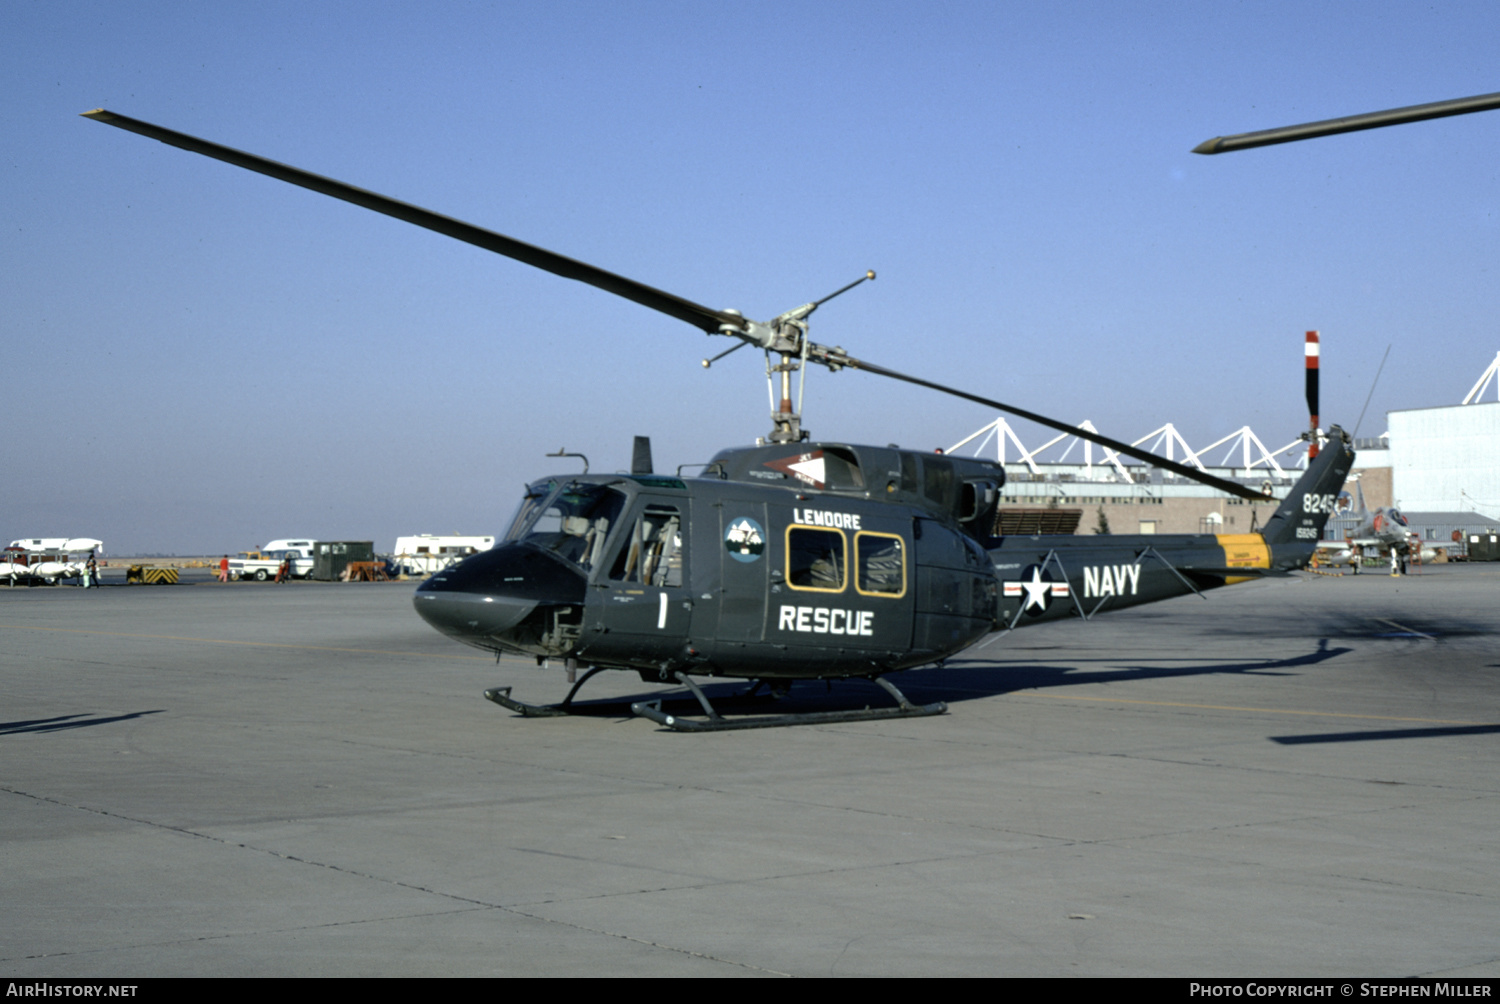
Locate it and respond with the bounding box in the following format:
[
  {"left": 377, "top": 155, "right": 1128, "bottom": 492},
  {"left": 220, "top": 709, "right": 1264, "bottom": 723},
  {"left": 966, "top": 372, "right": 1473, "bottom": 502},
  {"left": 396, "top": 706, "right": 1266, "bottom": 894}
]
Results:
[{"left": 1306, "top": 331, "right": 1320, "bottom": 459}]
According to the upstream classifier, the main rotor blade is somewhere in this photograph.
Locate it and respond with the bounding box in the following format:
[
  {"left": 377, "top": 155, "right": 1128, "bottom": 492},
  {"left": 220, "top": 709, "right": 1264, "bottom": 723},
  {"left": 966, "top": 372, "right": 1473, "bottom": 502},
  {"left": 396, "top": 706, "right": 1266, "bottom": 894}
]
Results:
[
  {"left": 1193, "top": 90, "right": 1500, "bottom": 155},
  {"left": 82, "top": 109, "right": 736, "bottom": 334},
  {"left": 829, "top": 353, "right": 1271, "bottom": 501}
]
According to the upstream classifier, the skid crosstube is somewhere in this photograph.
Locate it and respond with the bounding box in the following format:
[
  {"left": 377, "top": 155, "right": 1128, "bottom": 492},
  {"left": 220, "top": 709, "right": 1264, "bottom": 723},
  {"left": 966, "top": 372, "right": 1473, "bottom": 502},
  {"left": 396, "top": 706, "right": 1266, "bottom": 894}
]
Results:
[{"left": 632, "top": 672, "right": 946, "bottom": 732}]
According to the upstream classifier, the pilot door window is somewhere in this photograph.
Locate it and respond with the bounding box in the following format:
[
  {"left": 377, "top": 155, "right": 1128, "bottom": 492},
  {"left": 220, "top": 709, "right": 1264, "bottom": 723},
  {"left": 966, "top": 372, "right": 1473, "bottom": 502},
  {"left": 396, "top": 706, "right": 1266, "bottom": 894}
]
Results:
[
  {"left": 609, "top": 505, "right": 684, "bottom": 587},
  {"left": 854, "top": 532, "right": 906, "bottom": 598},
  {"left": 786, "top": 528, "right": 847, "bottom": 593}
]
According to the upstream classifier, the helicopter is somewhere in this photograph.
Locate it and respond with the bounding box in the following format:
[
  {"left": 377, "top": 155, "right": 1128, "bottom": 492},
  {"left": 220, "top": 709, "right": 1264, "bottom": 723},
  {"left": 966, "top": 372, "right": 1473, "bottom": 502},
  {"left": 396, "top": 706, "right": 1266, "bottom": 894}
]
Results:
[{"left": 84, "top": 110, "right": 1355, "bottom": 731}]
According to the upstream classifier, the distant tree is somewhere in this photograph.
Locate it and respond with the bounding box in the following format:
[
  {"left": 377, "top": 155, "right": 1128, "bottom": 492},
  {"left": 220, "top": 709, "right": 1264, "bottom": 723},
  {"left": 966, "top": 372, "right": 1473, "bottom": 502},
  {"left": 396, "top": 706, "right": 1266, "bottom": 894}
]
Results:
[{"left": 1094, "top": 506, "right": 1111, "bottom": 535}]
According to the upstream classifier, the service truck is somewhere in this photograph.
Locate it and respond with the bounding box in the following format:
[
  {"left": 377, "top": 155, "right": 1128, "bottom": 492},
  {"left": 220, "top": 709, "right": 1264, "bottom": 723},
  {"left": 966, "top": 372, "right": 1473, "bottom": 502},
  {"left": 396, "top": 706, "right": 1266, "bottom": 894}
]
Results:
[{"left": 228, "top": 539, "right": 317, "bottom": 581}]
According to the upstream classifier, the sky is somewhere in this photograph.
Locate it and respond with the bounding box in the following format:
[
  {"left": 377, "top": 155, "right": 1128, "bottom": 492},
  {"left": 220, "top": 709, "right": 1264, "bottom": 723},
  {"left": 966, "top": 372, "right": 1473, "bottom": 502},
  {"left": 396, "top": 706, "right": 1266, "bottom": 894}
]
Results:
[{"left": 6, "top": 1, "right": 1499, "bottom": 554}]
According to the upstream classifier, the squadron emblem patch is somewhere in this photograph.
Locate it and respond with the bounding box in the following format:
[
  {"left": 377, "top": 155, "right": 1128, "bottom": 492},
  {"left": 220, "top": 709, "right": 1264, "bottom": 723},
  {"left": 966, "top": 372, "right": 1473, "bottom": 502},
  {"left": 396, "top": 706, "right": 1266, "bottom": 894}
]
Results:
[{"left": 725, "top": 517, "right": 765, "bottom": 562}]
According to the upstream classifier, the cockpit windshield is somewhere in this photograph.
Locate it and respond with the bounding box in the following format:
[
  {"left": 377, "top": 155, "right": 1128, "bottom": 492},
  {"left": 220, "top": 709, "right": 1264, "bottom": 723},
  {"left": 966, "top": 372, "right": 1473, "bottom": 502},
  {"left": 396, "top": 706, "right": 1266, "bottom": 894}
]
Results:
[
  {"left": 502, "top": 481, "right": 627, "bottom": 572},
  {"left": 503, "top": 483, "right": 556, "bottom": 542}
]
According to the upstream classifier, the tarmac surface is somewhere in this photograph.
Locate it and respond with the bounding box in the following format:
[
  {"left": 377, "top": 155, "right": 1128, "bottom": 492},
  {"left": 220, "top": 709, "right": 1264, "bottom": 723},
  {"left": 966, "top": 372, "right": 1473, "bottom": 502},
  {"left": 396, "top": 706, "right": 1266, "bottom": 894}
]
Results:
[{"left": 3, "top": 565, "right": 1497, "bottom": 977}]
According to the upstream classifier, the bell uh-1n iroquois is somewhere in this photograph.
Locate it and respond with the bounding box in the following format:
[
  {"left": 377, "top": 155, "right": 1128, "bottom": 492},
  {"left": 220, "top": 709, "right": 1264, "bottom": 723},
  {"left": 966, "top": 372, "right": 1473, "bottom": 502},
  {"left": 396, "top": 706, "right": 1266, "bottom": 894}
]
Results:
[{"left": 85, "top": 110, "right": 1355, "bottom": 730}]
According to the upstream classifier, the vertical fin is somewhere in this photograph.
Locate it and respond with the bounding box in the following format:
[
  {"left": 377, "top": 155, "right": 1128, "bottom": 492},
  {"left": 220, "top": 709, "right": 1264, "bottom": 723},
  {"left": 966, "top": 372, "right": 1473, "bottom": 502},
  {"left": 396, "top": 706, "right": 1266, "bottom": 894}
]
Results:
[
  {"left": 631, "top": 436, "right": 654, "bottom": 475},
  {"left": 1260, "top": 425, "right": 1355, "bottom": 564}
]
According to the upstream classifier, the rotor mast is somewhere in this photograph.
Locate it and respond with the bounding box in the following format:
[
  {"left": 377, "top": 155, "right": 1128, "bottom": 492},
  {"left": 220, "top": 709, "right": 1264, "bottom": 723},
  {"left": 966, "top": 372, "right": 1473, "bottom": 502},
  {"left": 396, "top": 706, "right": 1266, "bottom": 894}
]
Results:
[{"left": 711, "top": 270, "right": 874, "bottom": 443}]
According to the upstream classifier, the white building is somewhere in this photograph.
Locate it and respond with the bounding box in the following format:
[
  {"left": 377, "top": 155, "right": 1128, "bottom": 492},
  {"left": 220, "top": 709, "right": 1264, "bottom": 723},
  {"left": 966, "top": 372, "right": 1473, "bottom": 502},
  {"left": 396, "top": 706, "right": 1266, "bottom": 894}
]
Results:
[{"left": 1389, "top": 401, "right": 1500, "bottom": 514}]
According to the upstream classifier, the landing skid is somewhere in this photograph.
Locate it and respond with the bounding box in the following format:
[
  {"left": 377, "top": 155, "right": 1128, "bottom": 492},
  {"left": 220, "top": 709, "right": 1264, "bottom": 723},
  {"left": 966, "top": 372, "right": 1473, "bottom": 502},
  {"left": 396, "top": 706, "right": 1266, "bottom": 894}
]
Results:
[
  {"left": 483, "top": 665, "right": 611, "bottom": 717},
  {"left": 484, "top": 668, "right": 947, "bottom": 730},
  {"left": 631, "top": 672, "right": 947, "bottom": 732}
]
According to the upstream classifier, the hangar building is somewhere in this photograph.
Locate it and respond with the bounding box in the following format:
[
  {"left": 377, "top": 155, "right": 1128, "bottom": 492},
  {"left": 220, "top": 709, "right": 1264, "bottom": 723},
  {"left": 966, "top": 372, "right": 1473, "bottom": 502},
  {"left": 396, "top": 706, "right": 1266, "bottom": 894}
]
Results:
[{"left": 1389, "top": 401, "right": 1500, "bottom": 513}]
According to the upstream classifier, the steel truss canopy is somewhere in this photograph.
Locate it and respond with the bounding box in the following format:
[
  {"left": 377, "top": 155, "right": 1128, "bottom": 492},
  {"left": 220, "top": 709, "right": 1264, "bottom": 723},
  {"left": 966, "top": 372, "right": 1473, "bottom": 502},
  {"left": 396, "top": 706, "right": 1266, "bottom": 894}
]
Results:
[
  {"left": 951, "top": 418, "right": 1315, "bottom": 479},
  {"left": 1463, "top": 351, "right": 1500, "bottom": 405}
]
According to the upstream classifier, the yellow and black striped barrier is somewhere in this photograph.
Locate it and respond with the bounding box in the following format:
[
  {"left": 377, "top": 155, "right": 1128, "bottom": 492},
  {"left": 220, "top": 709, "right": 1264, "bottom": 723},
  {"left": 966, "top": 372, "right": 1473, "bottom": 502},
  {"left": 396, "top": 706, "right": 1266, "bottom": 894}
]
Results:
[{"left": 126, "top": 565, "right": 179, "bottom": 585}]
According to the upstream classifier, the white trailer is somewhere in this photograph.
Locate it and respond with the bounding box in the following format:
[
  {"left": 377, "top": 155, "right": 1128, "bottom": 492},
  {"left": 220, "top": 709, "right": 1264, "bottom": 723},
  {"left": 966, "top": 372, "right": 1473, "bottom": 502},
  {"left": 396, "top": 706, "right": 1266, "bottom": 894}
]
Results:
[{"left": 393, "top": 534, "right": 495, "bottom": 576}]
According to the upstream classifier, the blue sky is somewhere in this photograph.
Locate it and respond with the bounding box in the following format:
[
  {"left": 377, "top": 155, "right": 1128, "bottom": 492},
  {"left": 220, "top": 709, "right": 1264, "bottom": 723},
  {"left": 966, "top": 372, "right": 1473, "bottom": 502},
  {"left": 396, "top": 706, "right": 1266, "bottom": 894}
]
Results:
[{"left": 6, "top": 1, "right": 1498, "bottom": 553}]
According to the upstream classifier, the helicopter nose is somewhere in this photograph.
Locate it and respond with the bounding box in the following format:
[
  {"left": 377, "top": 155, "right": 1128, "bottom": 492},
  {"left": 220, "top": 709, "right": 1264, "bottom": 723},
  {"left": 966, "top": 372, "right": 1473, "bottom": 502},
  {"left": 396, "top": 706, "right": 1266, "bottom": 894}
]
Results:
[
  {"left": 413, "top": 589, "right": 538, "bottom": 639},
  {"left": 412, "top": 543, "right": 587, "bottom": 649}
]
